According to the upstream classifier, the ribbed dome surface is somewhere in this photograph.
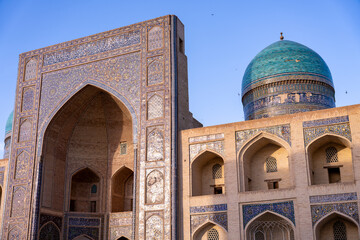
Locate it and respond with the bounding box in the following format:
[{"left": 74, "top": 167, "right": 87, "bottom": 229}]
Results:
[
  {"left": 5, "top": 111, "right": 13, "bottom": 136},
  {"left": 242, "top": 40, "right": 333, "bottom": 94}
]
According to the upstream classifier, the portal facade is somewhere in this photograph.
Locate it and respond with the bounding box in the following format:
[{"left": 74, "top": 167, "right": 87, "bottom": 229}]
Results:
[{"left": 1, "top": 15, "right": 199, "bottom": 239}]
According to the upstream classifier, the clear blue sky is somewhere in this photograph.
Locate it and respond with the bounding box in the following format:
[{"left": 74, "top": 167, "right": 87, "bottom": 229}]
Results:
[{"left": 0, "top": 0, "right": 359, "bottom": 155}]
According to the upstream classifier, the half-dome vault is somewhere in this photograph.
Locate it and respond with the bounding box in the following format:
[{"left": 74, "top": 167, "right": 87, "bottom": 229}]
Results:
[{"left": 241, "top": 38, "right": 335, "bottom": 120}]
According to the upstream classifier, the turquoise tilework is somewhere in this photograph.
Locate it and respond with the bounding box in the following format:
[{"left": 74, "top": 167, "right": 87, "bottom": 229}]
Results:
[{"left": 242, "top": 40, "right": 333, "bottom": 93}]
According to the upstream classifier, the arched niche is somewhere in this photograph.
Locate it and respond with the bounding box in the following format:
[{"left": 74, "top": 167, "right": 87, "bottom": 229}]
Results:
[
  {"left": 118, "top": 237, "right": 130, "bottom": 240},
  {"left": 73, "top": 234, "right": 94, "bottom": 240},
  {"left": 307, "top": 134, "right": 353, "bottom": 185},
  {"left": 191, "top": 151, "right": 225, "bottom": 196},
  {"left": 38, "top": 221, "right": 60, "bottom": 240},
  {"left": 239, "top": 133, "right": 292, "bottom": 192},
  {"left": 314, "top": 212, "right": 359, "bottom": 240},
  {"left": 193, "top": 221, "right": 227, "bottom": 240},
  {"left": 39, "top": 85, "right": 134, "bottom": 218},
  {"left": 111, "top": 166, "right": 134, "bottom": 212},
  {"left": 245, "top": 211, "right": 295, "bottom": 240},
  {"left": 70, "top": 168, "right": 100, "bottom": 213}
]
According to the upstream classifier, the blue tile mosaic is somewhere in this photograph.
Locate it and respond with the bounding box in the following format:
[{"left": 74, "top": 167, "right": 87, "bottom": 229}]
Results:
[
  {"left": 311, "top": 202, "right": 359, "bottom": 225},
  {"left": 242, "top": 201, "right": 295, "bottom": 227},
  {"left": 310, "top": 192, "right": 357, "bottom": 204},
  {"left": 190, "top": 204, "right": 227, "bottom": 213},
  {"left": 303, "top": 123, "right": 351, "bottom": 146},
  {"left": 236, "top": 124, "right": 291, "bottom": 152},
  {"left": 69, "top": 217, "right": 101, "bottom": 227},
  {"left": 303, "top": 116, "right": 349, "bottom": 128},
  {"left": 43, "top": 30, "right": 140, "bottom": 66},
  {"left": 191, "top": 213, "right": 228, "bottom": 233}
]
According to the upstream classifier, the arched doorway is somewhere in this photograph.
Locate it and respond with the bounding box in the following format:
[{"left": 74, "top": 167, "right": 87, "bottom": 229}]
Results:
[
  {"left": 307, "top": 134, "right": 353, "bottom": 185},
  {"left": 314, "top": 212, "right": 359, "bottom": 240},
  {"left": 245, "top": 212, "right": 295, "bottom": 240},
  {"left": 191, "top": 151, "right": 225, "bottom": 196},
  {"left": 39, "top": 85, "right": 135, "bottom": 236}
]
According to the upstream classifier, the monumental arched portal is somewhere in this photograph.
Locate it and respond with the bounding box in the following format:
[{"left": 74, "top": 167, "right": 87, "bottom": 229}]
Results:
[{"left": 2, "top": 16, "right": 198, "bottom": 240}]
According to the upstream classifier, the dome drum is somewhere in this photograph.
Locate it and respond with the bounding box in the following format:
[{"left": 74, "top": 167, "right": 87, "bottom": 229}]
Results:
[{"left": 242, "top": 40, "right": 335, "bottom": 120}]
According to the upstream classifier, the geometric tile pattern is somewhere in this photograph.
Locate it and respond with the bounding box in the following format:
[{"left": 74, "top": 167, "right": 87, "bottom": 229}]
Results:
[
  {"left": 310, "top": 192, "right": 357, "bottom": 204},
  {"left": 303, "top": 123, "right": 351, "bottom": 146},
  {"left": 190, "top": 204, "right": 227, "bottom": 214},
  {"left": 39, "top": 222, "right": 60, "bottom": 240},
  {"left": 191, "top": 213, "right": 228, "bottom": 233},
  {"left": 39, "top": 214, "right": 62, "bottom": 229},
  {"left": 242, "top": 201, "right": 295, "bottom": 227},
  {"left": 311, "top": 202, "right": 359, "bottom": 226},
  {"left": 147, "top": 94, "right": 163, "bottom": 120},
  {"left": 15, "top": 150, "right": 29, "bottom": 180},
  {"left": 68, "top": 227, "right": 99, "bottom": 240},
  {"left": 236, "top": 124, "right": 291, "bottom": 153}
]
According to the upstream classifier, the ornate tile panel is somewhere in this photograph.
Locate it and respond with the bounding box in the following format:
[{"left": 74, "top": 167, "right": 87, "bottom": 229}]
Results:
[
  {"left": 8, "top": 225, "right": 22, "bottom": 239},
  {"left": 18, "top": 117, "right": 32, "bottom": 142},
  {"left": 145, "top": 211, "right": 164, "bottom": 240},
  {"left": 303, "top": 115, "right": 349, "bottom": 128},
  {"left": 189, "top": 133, "right": 224, "bottom": 144},
  {"left": 0, "top": 172, "right": 4, "bottom": 186},
  {"left": 189, "top": 141, "right": 224, "bottom": 161},
  {"left": 147, "top": 92, "right": 164, "bottom": 120},
  {"left": 311, "top": 202, "right": 359, "bottom": 226},
  {"left": 39, "top": 222, "right": 60, "bottom": 240},
  {"left": 24, "top": 57, "right": 38, "bottom": 81},
  {"left": 147, "top": 26, "right": 164, "bottom": 51},
  {"left": 310, "top": 192, "right": 357, "bottom": 204},
  {"left": 236, "top": 124, "right": 291, "bottom": 152},
  {"left": 242, "top": 201, "right": 295, "bottom": 227},
  {"left": 303, "top": 123, "right": 351, "bottom": 146},
  {"left": 11, "top": 185, "right": 27, "bottom": 218},
  {"left": 190, "top": 204, "right": 227, "bottom": 214},
  {"left": 146, "top": 126, "right": 164, "bottom": 162},
  {"left": 43, "top": 30, "right": 140, "bottom": 66},
  {"left": 191, "top": 213, "right": 228, "bottom": 233},
  {"left": 147, "top": 55, "right": 164, "bottom": 85},
  {"left": 39, "top": 51, "right": 141, "bottom": 126},
  {"left": 146, "top": 168, "right": 164, "bottom": 204},
  {"left": 69, "top": 217, "right": 101, "bottom": 227},
  {"left": 14, "top": 150, "right": 30, "bottom": 180},
  {"left": 21, "top": 86, "right": 35, "bottom": 112},
  {"left": 110, "top": 226, "right": 132, "bottom": 240}
]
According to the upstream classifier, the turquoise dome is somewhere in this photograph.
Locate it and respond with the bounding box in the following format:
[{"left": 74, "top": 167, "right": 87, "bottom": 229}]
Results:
[
  {"left": 5, "top": 111, "right": 13, "bottom": 136},
  {"left": 242, "top": 40, "right": 333, "bottom": 94}
]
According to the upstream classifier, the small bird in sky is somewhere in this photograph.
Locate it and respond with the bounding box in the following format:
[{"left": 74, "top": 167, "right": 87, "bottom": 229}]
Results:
[{"left": 346, "top": 91, "right": 348, "bottom": 94}]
